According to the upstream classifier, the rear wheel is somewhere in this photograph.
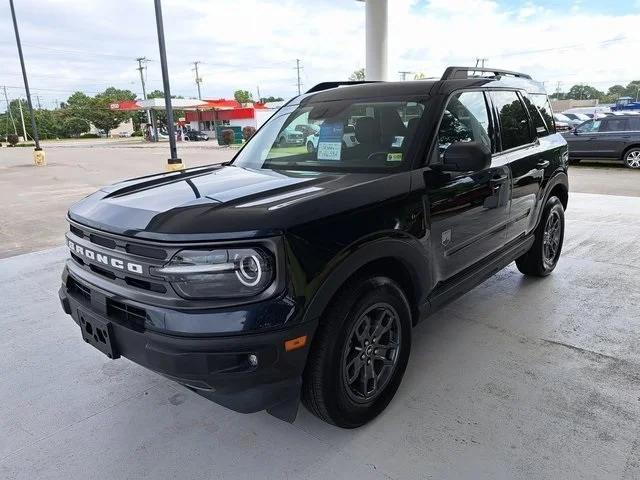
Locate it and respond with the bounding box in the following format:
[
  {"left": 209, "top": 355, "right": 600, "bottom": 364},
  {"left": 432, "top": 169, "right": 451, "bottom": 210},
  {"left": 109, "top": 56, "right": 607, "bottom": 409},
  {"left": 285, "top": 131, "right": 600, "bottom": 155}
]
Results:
[
  {"left": 307, "top": 141, "right": 315, "bottom": 153},
  {"left": 623, "top": 148, "right": 640, "bottom": 169},
  {"left": 516, "top": 196, "right": 565, "bottom": 276},
  {"left": 302, "top": 276, "right": 411, "bottom": 428}
]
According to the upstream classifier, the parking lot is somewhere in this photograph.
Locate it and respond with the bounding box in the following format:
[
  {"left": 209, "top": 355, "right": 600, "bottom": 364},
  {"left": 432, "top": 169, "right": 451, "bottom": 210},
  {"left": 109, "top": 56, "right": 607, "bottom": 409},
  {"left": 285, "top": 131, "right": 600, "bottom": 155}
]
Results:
[{"left": 1, "top": 144, "right": 640, "bottom": 479}]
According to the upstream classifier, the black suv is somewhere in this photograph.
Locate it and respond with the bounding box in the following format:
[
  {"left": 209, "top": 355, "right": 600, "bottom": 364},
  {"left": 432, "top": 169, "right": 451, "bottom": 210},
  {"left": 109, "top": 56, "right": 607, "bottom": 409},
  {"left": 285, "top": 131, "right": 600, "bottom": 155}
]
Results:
[
  {"left": 563, "top": 114, "right": 640, "bottom": 168},
  {"left": 59, "top": 67, "right": 569, "bottom": 428}
]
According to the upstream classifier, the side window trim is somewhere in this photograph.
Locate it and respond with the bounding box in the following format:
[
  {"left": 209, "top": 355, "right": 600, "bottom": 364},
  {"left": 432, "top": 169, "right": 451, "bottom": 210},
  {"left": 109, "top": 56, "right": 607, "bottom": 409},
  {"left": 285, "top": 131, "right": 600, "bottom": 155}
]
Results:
[{"left": 426, "top": 88, "right": 495, "bottom": 167}]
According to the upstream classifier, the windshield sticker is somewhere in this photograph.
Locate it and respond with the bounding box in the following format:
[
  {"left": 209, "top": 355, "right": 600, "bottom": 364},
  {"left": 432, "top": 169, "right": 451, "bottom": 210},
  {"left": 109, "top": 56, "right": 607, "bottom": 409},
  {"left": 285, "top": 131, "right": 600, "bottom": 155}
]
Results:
[
  {"left": 317, "top": 122, "right": 344, "bottom": 161},
  {"left": 387, "top": 153, "right": 403, "bottom": 162}
]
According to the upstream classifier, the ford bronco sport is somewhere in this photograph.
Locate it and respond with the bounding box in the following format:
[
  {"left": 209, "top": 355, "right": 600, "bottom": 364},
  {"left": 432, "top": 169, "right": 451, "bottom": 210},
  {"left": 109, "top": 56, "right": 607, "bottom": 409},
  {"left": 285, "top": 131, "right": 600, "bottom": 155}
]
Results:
[{"left": 59, "top": 67, "right": 569, "bottom": 428}]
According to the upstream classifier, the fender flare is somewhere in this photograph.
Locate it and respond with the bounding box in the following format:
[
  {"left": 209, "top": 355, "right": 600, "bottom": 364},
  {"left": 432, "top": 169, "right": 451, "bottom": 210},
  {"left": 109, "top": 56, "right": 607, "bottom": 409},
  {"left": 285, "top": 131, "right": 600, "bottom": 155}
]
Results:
[
  {"left": 301, "top": 236, "right": 432, "bottom": 325},
  {"left": 535, "top": 171, "right": 568, "bottom": 229}
]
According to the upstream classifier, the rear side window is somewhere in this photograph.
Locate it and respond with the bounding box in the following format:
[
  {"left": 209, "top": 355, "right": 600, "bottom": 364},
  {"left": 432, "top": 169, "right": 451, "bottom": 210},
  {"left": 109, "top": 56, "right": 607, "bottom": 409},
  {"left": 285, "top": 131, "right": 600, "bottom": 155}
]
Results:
[
  {"left": 628, "top": 117, "right": 640, "bottom": 131},
  {"left": 602, "top": 117, "right": 629, "bottom": 132},
  {"left": 491, "top": 91, "right": 533, "bottom": 151},
  {"left": 437, "top": 91, "right": 491, "bottom": 158},
  {"left": 528, "top": 93, "right": 556, "bottom": 135}
]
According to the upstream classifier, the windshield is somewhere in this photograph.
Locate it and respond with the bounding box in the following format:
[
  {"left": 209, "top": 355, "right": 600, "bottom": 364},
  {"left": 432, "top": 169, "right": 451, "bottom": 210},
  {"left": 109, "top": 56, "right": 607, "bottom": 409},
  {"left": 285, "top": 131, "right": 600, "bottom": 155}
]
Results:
[{"left": 232, "top": 97, "right": 427, "bottom": 172}]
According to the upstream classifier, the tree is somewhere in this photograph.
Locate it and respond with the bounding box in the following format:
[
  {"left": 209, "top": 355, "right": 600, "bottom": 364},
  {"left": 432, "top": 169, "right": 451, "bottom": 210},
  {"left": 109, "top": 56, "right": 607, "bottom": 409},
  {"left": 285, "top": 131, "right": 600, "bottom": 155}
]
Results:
[
  {"left": 565, "top": 84, "right": 603, "bottom": 101},
  {"left": 259, "top": 96, "right": 284, "bottom": 103},
  {"left": 414, "top": 73, "right": 427, "bottom": 80},
  {"left": 62, "top": 117, "right": 90, "bottom": 137},
  {"left": 88, "top": 87, "right": 136, "bottom": 135},
  {"left": 234, "top": 89, "right": 253, "bottom": 104},
  {"left": 349, "top": 68, "right": 365, "bottom": 81}
]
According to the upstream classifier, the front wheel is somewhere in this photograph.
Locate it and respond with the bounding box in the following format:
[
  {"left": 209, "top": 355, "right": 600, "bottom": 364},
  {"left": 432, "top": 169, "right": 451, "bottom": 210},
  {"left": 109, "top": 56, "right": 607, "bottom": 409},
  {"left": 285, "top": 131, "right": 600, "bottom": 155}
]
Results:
[
  {"left": 302, "top": 276, "right": 412, "bottom": 428},
  {"left": 516, "top": 196, "right": 565, "bottom": 276},
  {"left": 623, "top": 148, "right": 640, "bottom": 169},
  {"left": 306, "top": 141, "right": 315, "bottom": 153}
]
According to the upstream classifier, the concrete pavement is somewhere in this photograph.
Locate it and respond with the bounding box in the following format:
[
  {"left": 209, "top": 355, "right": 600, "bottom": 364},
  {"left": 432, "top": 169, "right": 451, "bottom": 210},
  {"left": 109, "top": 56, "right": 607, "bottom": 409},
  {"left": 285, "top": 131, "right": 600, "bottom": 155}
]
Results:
[{"left": 1, "top": 192, "right": 639, "bottom": 480}]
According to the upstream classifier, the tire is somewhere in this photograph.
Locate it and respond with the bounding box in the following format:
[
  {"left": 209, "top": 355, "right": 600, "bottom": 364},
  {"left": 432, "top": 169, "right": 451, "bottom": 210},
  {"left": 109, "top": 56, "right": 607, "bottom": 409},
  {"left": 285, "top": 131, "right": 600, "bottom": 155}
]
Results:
[
  {"left": 623, "top": 148, "right": 640, "bottom": 169},
  {"left": 515, "top": 196, "right": 565, "bottom": 276},
  {"left": 307, "top": 141, "right": 315, "bottom": 153},
  {"left": 302, "top": 276, "right": 412, "bottom": 428}
]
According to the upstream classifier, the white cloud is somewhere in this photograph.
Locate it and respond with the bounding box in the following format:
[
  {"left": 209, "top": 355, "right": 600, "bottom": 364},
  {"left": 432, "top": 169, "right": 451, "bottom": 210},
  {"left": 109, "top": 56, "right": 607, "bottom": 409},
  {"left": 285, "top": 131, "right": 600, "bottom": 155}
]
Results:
[{"left": 1, "top": 0, "right": 639, "bottom": 105}]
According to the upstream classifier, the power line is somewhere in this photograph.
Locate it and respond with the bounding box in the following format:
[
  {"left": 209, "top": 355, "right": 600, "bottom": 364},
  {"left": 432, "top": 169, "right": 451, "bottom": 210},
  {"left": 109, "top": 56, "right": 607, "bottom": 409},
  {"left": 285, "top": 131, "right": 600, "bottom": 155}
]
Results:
[{"left": 492, "top": 35, "right": 627, "bottom": 59}]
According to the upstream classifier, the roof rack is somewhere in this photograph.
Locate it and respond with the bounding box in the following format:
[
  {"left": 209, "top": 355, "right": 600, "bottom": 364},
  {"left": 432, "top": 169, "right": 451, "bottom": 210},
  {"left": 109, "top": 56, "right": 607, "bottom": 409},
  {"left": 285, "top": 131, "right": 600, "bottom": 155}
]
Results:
[
  {"left": 441, "top": 66, "right": 532, "bottom": 81},
  {"left": 305, "top": 81, "right": 381, "bottom": 94}
]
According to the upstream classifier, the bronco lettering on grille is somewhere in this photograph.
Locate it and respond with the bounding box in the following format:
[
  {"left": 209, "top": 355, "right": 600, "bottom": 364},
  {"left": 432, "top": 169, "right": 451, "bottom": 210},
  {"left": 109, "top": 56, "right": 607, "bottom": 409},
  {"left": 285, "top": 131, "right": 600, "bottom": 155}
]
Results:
[{"left": 67, "top": 239, "right": 143, "bottom": 274}]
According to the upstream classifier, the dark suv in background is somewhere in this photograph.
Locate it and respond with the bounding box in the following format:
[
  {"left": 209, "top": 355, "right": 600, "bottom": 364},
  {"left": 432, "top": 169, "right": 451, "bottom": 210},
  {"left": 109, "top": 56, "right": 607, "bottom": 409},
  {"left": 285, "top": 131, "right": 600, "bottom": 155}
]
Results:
[
  {"left": 563, "top": 114, "right": 640, "bottom": 168},
  {"left": 59, "top": 67, "right": 568, "bottom": 428}
]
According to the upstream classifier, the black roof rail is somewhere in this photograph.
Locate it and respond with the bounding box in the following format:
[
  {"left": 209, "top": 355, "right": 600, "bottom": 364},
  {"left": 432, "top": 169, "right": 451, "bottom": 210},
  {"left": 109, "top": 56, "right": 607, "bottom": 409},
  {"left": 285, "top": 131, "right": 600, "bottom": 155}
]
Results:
[
  {"left": 441, "top": 66, "right": 532, "bottom": 81},
  {"left": 305, "top": 81, "right": 381, "bottom": 94}
]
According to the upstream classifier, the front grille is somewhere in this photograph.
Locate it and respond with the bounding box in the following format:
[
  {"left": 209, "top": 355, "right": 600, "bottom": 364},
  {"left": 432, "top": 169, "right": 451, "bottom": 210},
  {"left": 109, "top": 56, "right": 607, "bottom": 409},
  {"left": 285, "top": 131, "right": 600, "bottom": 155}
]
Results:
[
  {"left": 106, "top": 298, "right": 147, "bottom": 331},
  {"left": 70, "top": 224, "right": 84, "bottom": 238},
  {"left": 125, "top": 244, "right": 167, "bottom": 260},
  {"left": 89, "top": 263, "right": 117, "bottom": 280},
  {"left": 89, "top": 233, "right": 116, "bottom": 249},
  {"left": 67, "top": 276, "right": 90, "bottom": 303}
]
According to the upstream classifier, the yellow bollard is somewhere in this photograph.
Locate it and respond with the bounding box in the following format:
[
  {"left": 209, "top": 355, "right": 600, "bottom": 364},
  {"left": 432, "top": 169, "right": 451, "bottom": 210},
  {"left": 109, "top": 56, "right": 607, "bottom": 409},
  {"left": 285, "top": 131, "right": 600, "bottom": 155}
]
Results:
[
  {"left": 166, "top": 160, "right": 185, "bottom": 172},
  {"left": 33, "top": 148, "right": 46, "bottom": 166}
]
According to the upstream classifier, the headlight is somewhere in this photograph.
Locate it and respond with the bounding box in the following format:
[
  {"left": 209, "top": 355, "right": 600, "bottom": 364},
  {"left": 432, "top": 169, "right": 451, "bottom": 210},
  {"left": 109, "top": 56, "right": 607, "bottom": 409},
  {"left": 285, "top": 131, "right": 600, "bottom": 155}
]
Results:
[{"left": 153, "top": 248, "right": 274, "bottom": 299}]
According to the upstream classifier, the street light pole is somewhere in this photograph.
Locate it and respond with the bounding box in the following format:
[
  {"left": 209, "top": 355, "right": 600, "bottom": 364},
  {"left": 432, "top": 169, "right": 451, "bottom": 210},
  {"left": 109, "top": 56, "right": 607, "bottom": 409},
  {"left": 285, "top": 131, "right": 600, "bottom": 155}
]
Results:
[
  {"left": 9, "top": 0, "right": 45, "bottom": 165},
  {"left": 153, "top": 0, "right": 182, "bottom": 171}
]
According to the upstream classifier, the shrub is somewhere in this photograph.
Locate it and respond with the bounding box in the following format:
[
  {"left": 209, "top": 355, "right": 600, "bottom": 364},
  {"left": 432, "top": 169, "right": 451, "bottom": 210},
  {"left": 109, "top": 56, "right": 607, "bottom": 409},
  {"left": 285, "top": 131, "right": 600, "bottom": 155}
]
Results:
[
  {"left": 221, "top": 129, "right": 235, "bottom": 146},
  {"left": 242, "top": 126, "right": 256, "bottom": 141},
  {"left": 7, "top": 133, "right": 19, "bottom": 146},
  {"left": 79, "top": 133, "right": 100, "bottom": 139},
  {"left": 131, "top": 129, "right": 143, "bottom": 137}
]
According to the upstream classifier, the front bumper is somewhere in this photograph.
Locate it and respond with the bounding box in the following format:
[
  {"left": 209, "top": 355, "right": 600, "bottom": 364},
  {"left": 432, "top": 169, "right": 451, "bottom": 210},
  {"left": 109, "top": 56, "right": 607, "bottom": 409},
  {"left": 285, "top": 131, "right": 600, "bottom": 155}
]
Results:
[{"left": 59, "top": 270, "right": 317, "bottom": 420}]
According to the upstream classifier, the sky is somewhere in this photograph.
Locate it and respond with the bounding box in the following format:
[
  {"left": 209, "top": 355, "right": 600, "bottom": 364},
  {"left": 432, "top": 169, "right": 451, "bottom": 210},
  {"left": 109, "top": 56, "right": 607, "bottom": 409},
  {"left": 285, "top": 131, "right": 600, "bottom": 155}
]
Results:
[{"left": 1, "top": 0, "right": 639, "bottom": 108}]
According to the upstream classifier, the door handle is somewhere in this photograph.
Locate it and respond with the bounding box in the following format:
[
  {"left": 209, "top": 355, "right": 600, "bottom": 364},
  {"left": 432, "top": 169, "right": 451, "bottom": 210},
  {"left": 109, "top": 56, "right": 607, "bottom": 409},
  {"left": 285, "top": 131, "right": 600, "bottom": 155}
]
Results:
[{"left": 537, "top": 160, "right": 550, "bottom": 168}]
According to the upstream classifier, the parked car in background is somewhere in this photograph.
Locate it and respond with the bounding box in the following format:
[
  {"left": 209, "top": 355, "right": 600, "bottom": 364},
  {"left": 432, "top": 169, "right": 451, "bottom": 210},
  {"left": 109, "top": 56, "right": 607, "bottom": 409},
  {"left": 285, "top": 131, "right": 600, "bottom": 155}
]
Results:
[
  {"left": 562, "top": 112, "right": 590, "bottom": 123},
  {"left": 563, "top": 114, "right": 640, "bottom": 168},
  {"left": 554, "top": 120, "right": 573, "bottom": 132},
  {"left": 554, "top": 113, "right": 582, "bottom": 128},
  {"left": 276, "top": 126, "right": 305, "bottom": 146},
  {"left": 305, "top": 124, "right": 359, "bottom": 153},
  {"left": 294, "top": 124, "right": 320, "bottom": 137},
  {"left": 184, "top": 130, "right": 209, "bottom": 141}
]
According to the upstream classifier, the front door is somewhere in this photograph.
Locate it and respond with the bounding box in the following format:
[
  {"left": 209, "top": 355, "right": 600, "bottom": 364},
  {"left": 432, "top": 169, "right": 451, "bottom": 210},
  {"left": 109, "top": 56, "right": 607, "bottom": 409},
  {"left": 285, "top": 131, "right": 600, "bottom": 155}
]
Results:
[
  {"left": 569, "top": 119, "right": 603, "bottom": 158},
  {"left": 423, "top": 90, "right": 510, "bottom": 284}
]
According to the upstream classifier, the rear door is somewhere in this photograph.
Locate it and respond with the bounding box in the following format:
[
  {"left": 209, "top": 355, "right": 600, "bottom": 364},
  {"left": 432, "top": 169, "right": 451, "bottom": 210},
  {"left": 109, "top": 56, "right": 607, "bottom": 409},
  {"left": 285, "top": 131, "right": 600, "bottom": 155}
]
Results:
[
  {"left": 569, "top": 119, "right": 603, "bottom": 157},
  {"left": 596, "top": 117, "right": 630, "bottom": 158},
  {"left": 423, "top": 90, "right": 510, "bottom": 283},
  {"left": 490, "top": 90, "right": 543, "bottom": 241}
]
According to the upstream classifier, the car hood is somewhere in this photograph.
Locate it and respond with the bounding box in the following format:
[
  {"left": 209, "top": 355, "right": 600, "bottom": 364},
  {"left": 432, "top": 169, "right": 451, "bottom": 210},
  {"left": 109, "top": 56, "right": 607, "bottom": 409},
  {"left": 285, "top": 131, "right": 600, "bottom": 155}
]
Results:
[{"left": 68, "top": 164, "right": 410, "bottom": 240}]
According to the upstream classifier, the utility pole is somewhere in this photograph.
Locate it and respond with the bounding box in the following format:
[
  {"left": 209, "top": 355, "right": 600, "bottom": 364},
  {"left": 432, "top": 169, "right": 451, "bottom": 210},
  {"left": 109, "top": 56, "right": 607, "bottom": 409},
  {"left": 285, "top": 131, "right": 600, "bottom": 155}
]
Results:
[
  {"left": 295, "top": 59, "right": 303, "bottom": 95},
  {"left": 3, "top": 86, "right": 18, "bottom": 135},
  {"left": 256, "top": 85, "right": 261, "bottom": 103},
  {"left": 153, "top": 0, "right": 181, "bottom": 170},
  {"left": 192, "top": 61, "right": 203, "bottom": 99},
  {"left": 9, "top": 0, "right": 43, "bottom": 164},
  {"left": 136, "top": 57, "right": 152, "bottom": 124},
  {"left": 398, "top": 71, "right": 413, "bottom": 81},
  {"left": 18, "top": 98, "right": 27, "bottom": 141},
  {"left": 36, "top": 95, "right": 41, "bottom": 109}
]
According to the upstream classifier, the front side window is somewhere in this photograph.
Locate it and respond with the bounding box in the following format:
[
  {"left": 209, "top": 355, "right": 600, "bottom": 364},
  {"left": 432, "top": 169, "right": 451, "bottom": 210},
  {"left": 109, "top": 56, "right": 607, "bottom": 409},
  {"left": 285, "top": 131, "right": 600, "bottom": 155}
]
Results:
[
  {"left": 576, "top": 119, "right": 602, "bottom": 133},
  {"left": 232, "top": 98, "right": 426, "bottom": 172},
  {"left": 437, "top": 91, "right": 491, "bottom": 159},
  {"left": 491, "top": 91, "right": 532, "bottom": 151}
]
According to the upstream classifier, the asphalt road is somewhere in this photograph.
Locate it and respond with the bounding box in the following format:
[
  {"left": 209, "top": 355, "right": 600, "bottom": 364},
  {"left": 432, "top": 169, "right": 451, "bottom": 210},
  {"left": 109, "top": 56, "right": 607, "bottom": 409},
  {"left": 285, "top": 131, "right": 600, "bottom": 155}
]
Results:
[
  {"left": 1, "top": 193, "right": 639, "bottom": 479},
  {"left": 1, "top": 144, "right": 639, "bottom": 259}
]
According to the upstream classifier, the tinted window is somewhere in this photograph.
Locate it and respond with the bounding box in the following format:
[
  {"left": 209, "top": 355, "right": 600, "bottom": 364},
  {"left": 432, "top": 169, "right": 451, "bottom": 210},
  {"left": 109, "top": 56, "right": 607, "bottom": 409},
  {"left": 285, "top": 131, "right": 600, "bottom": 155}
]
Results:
[
  {"left": 523, "top": 94, "right": 549, "bottom": 137},
  {"left": 437, "top": 91, "right": 491, "bottom": 158},
  {"left": 602, "top": 118, "right": 629, "bottom": 132},
  {"left": 492, "top": 91, "right": 532, "bottom": 150},
  {"left": 529, "top": 94, "right": 556, "bottom": 134},
  {"left": 628, "top": 117, "right": 640, "bottom": 131}
]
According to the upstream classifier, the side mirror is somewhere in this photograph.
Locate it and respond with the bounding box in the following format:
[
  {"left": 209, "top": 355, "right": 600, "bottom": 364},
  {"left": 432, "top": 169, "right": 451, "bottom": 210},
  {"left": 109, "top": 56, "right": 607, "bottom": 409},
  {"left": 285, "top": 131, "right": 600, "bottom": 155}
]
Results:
[{"left": 442, "top": 141, "right": 491, "bottom": 172}]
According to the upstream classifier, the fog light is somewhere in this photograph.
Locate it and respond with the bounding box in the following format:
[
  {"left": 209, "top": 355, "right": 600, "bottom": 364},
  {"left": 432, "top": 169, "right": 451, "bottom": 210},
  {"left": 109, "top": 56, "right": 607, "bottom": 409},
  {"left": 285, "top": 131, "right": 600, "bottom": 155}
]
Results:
[{"left": 248, "top": 354, "right": 258, "bottom": 367}]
